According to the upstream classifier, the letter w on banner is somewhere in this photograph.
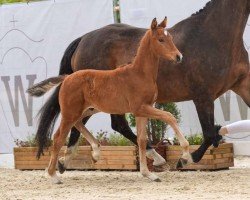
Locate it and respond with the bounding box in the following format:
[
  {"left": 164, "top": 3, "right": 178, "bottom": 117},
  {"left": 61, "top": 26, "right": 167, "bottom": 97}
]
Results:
[{"left": 0, "top": 0, "right": 114, "bottom": 153}]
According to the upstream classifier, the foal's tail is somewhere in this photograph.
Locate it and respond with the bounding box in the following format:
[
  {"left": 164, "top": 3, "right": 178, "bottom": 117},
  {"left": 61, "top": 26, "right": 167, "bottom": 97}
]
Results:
[
  {"left": 27, "top": 75, "right": 66, "bottom": 97},
  {"left": 32, "top": 37, "right": 81, "bottom": 159}
]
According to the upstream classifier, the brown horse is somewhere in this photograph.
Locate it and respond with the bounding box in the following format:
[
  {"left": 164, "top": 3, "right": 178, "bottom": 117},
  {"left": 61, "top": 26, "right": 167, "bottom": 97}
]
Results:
[
  {"left": 35, "top": 0, "right": 250, "bottom": 172},
  {"left": 28, "top": 18, "right": 188, "bottom": 183}
]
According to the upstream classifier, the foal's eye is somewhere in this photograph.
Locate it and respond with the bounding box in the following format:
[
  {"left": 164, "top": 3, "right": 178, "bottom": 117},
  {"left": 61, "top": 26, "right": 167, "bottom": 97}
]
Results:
[{"left": 158, "top": 38, "right": 164, "bottom": 43}]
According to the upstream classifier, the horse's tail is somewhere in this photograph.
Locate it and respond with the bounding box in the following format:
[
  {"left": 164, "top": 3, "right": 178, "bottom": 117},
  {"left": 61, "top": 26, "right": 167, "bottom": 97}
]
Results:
[
  {"left": 27, "top": 75, "right": 66, "bottom": 97},
  {"left": 34, "top": 37, "right": 81, "bottom": 159}
]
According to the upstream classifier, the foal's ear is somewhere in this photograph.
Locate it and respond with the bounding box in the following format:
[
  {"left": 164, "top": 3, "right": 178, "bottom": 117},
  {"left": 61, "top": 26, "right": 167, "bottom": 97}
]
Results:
[
  {"left": 158, "top": 16, "right": 167, "bottom": 28},
  {"left": 151, "top": 18, "right": 158, "bottom": 30}
]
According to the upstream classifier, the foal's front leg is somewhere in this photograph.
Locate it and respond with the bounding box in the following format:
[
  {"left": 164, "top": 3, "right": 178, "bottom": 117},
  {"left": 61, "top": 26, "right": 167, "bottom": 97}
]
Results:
[
  {"left": 111, "top": 114, "right": 167, "bottom": 169},
  {"left": 136, "top": 117, "right": 161, "bottom": 182},
  {"left": 137, "top": 105, "right": 193, "bottom": 168}
]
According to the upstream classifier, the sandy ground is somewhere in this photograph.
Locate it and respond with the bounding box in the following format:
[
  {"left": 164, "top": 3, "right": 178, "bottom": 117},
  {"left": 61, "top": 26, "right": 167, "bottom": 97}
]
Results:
[{"left": 0, "top": 157, "right": 250, "bottom": 200}]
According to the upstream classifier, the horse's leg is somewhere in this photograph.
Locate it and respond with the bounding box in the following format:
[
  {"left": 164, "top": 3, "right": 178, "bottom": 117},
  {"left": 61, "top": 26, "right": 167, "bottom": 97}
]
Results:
[
  {"left": 136, "top": 105, "right": 192, "bottom": 168},
  {"left": 136, "top": 117, "right": 160, "bottom": 182},
  {"left": 74, "top": 120, "right": 100, "bottom": 161},
  {"left": 58, "top": 109, "right": 99, "bottom": 174},
  {"left": 47, "top": 119, "right": 74, "bottom": 184},
  {"left": 110, "top": 114, "right": 166, "bottom": 168},
  {"left": 190, "top": 99, "right": 222, "bottom": 165}
]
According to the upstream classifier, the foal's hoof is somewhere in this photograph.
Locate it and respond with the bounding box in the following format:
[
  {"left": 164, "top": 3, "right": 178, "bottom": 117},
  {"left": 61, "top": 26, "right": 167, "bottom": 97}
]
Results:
[
  {"left": 51, "top": 176, "right": 63, "bottom": 184},
  {"left": 145, "top": 173, "right": 161, "bottom": 182},
  {"left": 153, "top": 162, "right": 170, "bottom": 172},
  {"left": 176, "top": 158, "right": 188, "bottom": 169},
  {"left": 58, "top": 160, "right": 66, "bottom": 174},
  {"left": 154, "top": 178, "right": 162, "bottom": 182},
  {"left": 91, "top": 152, "right": 100, "bottom": 163}
]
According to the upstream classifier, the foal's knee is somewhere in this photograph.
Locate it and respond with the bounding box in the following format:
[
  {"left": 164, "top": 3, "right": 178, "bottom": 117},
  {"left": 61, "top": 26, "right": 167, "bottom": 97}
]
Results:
[{"left": 165, "top": 112, "right": 177, "bottom": 123}]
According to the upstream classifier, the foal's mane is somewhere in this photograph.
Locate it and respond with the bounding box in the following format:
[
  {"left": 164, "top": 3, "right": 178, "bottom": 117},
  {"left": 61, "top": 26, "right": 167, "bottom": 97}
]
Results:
[{"left": 191, "top": 0, "right": 216, "bottom": 16}]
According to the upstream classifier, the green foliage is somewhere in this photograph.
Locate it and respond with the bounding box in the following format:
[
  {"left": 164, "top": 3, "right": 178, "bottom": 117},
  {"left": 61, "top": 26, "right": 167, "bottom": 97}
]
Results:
[
  {"left": 0, "top": 0, "right": 38, "bottom": 5},
  {"left": 173, "top": 134, "right": 203, "bottom": 145},
  {"left": 95, "top": 130, "right": 133, "bottom": 146},
  {"left": 15, "top": 134, "right": 52, "bottom": 147},
  {"left": 127, "top": 102, "right": 181, "bottom": 145},
  {"left": 16, "top": 130, "right": 133, "bottom": 147},
  {"left": 108, "top": 132, "right": 133, "bottom": 146}
]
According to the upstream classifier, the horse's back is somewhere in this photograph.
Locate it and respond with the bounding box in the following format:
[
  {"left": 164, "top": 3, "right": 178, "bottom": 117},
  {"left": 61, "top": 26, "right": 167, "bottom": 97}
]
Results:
[{"left": 72, "top": 24, "right": 146, "bottom": 71}]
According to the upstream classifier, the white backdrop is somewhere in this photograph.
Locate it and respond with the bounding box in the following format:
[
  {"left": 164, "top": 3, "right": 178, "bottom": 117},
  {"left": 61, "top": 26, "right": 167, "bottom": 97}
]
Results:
[
  {"left": 120, "top": 0, "right": 250, "bottom": 142},
  {"left": 0, "top": 0, "right": 114, "bottom": 153},
  {"left": 1, "top": 0, "right": 250, "bottom": 154}
]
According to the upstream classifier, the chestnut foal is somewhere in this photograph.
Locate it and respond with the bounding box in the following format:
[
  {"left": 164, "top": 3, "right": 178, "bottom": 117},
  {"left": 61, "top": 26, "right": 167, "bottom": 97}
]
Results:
[{"left": 28, "top": 18, "right": 192, "bottom": 183}]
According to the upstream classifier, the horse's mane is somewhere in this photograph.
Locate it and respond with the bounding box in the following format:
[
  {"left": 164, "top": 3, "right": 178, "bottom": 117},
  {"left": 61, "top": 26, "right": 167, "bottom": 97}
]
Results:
[{"left": 191, "top": 0, "right": 216, "bottom": 16}]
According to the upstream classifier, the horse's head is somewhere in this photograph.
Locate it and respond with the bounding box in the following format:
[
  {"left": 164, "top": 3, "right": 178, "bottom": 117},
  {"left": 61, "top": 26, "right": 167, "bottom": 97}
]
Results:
[{"left": 150, "top": 17, "right": 182, "bottom": 63}]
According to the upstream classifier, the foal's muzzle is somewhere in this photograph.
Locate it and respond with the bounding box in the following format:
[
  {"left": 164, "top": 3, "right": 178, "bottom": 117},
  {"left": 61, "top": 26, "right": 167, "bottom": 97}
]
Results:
[{"left": 176, "top": 54, "right": 183, "bottom": 63}]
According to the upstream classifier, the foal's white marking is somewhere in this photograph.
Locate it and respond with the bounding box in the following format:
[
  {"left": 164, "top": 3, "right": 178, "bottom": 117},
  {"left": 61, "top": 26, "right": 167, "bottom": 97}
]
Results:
[
  {"left": 91, "top": 143, "right": 100, "bottom": 161},
  {"left": 45, "top": 168, "right": 62, "bottom": 184},
  {"left": 164, "top": 28, "right": 168, "bottom": 36},
  {"left": 50, "top": 173, "right": 62, "bottom": 184},
  {"left": 182, "top": 151, "right": 194, "bottom": 164},
  {"left": 140, "top": 161, "right": 160, "bottom": 181}
]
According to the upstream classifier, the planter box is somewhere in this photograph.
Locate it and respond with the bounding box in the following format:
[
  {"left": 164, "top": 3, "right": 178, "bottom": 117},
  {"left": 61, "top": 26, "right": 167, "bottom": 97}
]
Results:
[
  {"left": 14, "top": 146, "right": 138, "bottom": 171},
  {"left": 166, "top": 143, "right": 234, "bottom": 170}
]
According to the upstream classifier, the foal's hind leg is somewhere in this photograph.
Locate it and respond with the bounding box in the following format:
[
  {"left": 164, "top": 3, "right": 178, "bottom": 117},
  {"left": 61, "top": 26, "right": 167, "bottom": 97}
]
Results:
[
  {"left": 74, "top": 120, "right": 100, "bottom": 161},
  {"left": 58, "top": 117, "right": 90, "bottom": 174},
  {"left": 58, "top": 109, "right": 99, "bottom": 174},
  {"left": 47, "top": 119, "right": 74, "bottom": 184}
]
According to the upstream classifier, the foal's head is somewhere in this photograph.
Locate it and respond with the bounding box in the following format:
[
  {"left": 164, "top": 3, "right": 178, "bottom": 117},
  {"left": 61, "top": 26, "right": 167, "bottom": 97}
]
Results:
[{"left": 149, "top": 17, "right": 182, "bottom": 63}]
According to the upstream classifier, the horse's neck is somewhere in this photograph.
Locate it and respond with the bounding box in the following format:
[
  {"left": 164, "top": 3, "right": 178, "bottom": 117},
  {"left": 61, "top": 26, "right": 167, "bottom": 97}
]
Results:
[
  {"left": 200, "top": 0, "right": 248, "bottom": 45},
  {"left": 132, "top": 33, "right": 159, "bottom": 82}
]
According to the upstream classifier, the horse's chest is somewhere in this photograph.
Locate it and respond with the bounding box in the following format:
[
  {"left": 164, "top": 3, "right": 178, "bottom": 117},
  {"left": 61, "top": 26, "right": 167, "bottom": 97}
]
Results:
[{"left": 140, "top": 86, "right": 158, "bottom": 104}]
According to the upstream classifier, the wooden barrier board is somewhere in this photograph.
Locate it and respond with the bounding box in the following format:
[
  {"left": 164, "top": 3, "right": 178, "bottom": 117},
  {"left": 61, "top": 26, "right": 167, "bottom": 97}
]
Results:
[
  {"left": 14, "top": 146, "right": 138, "bottom": 171},
  {"left": 166, "top": 143, "right": 234, "bottom": 170}
]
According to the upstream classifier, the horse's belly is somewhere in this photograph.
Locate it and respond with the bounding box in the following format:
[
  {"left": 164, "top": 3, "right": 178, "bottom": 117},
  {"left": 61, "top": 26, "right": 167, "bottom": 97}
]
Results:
[{"left": 90, "top": 97, "right": 130, "bottom": 115}]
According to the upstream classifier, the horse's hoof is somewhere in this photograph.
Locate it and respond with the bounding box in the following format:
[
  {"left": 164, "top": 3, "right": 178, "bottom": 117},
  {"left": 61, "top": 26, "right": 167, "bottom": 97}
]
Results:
[
  {"left": 176, "top": 158, "right": 188, "bottom": 169},
  {"left": 153, "top": 162, "right": 170, "bottom": 172},
  {"left": 58, "top": 160, "right": 66, "bottom": 174},
  {"left": 213, "top": 125, "right": 223, "bottom": 148}
]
